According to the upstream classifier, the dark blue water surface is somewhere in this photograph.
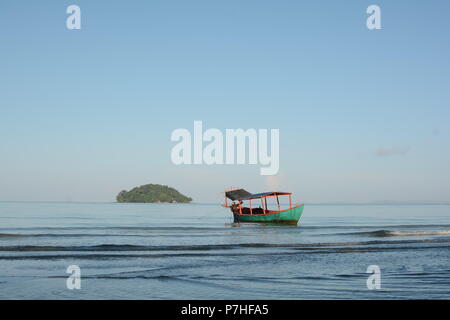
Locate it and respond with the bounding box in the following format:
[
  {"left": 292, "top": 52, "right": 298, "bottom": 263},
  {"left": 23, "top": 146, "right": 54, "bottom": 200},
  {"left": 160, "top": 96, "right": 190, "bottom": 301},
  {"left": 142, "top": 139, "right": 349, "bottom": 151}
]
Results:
[{"left": 1, "top": 202, "right": 450, "bottom": 299}]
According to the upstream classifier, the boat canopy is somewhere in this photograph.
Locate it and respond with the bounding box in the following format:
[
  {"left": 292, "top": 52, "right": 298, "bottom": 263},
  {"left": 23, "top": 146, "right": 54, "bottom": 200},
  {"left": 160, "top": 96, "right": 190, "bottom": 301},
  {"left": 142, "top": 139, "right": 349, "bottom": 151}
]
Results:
[
  {"left": 225, "top": 189, "right": 252, "bottom": 201},
  {"left": 225, "top": 189, "right": 291, "bottom": 201}
]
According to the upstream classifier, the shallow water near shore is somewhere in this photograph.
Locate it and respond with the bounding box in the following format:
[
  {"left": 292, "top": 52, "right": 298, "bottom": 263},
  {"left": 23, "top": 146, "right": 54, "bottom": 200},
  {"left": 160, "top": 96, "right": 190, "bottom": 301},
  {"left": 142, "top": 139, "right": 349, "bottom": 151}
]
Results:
[{"left": 1, "top": 202, "right": 450, "bottom": 299}]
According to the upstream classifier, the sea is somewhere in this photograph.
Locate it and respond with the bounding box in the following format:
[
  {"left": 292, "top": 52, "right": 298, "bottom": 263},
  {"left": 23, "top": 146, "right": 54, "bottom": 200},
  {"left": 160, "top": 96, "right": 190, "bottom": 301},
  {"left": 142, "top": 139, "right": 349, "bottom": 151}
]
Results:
[{"left": 0, "top": 201, "right": 449, "bottom": 299}]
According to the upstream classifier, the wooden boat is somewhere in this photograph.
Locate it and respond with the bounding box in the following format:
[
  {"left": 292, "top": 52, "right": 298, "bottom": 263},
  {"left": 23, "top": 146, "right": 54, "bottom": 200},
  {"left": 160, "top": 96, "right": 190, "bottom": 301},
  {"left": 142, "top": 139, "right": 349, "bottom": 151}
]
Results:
[{"left": 224, "top": 188, "right": 304, "bottom": 225}]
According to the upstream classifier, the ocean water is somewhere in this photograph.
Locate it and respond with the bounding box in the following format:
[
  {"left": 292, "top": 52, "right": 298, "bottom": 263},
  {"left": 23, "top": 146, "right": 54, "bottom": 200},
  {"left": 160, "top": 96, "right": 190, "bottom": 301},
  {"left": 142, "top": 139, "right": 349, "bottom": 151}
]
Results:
[{"left": 0, "top": 202, "right": 450, "bottom": 299}]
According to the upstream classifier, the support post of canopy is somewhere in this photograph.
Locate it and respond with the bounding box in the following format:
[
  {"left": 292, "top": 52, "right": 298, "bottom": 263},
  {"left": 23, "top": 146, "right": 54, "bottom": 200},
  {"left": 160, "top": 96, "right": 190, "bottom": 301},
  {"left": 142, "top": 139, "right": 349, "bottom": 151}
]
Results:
[
  {"left": 250, "top": 199, "right": 252, "bottom": 215},
  {"left": 276, "top": 196, "right": 280, "bottom": 210},
  {"left": 261, "top": 197, "right": 265, "bottom": 214},
  {"left": 289, "top": 195, "right": 292, "bottom": 209}
]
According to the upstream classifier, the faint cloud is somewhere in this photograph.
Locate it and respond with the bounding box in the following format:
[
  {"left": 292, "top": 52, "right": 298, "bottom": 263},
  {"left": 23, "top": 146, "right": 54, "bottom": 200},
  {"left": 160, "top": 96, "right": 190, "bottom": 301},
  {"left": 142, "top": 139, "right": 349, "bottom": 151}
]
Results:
[{"left": 376, "top": 147, "right": 410, "bottom": 157}]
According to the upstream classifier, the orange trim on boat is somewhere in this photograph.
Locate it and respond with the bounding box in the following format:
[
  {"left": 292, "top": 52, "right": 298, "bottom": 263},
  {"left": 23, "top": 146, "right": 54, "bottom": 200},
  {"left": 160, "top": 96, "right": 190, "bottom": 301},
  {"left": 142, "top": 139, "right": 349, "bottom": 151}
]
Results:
[{"left": 234, "top": 204, "right": 304, "bottom": 216}]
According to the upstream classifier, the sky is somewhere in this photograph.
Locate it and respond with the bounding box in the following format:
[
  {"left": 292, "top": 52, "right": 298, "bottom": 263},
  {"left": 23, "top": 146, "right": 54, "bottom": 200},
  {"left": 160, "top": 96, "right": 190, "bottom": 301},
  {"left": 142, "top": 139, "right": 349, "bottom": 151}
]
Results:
[{"left": 1, "top": 0, "right": 450, "bottom": 203}]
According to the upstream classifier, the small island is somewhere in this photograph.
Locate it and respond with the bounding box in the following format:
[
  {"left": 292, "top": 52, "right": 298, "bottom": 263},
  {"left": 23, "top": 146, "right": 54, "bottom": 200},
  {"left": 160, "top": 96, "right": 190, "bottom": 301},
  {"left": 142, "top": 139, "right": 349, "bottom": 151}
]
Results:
[{"left": 116, "top": 184, "right": 192, "bottom": 203}]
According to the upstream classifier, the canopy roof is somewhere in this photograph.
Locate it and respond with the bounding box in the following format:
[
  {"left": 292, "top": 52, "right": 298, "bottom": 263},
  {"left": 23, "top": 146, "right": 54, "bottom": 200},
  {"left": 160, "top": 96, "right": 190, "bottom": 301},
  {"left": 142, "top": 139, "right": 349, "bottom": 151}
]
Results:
[
  {"left": 225, "top": 189, "right": 291, "bottom": 201},
  {"left": 225, "top": 189, "right": 252, "bottom": 201}
]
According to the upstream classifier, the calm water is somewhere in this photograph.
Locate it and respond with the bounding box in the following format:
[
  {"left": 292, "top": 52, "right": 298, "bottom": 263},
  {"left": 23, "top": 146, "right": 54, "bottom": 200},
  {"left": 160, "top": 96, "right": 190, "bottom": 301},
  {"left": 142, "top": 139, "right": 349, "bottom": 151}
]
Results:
[{"left": 1, "top": 202, "right": 450, "bottom": 299}]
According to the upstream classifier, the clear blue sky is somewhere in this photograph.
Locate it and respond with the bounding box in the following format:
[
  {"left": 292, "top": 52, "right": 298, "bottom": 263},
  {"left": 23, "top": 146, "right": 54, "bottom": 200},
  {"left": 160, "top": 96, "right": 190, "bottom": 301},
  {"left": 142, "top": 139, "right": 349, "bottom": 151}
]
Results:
[{"left": 1, "top": 0, "right": 449, "bottom": 203}]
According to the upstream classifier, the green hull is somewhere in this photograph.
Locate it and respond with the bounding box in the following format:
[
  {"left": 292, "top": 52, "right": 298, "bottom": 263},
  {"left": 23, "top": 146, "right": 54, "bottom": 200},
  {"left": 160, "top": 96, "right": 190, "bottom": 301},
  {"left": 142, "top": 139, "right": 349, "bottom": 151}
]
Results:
[{"left": 233, "top": 205, "right": 304, "bottom": 225}]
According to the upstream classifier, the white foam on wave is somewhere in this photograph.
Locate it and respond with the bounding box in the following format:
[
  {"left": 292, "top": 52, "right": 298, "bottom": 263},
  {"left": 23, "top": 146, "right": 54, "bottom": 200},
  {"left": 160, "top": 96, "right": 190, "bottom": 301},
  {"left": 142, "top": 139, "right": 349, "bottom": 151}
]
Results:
[{"left": 386, "top": 230, "right": 450, "bottom": 237}]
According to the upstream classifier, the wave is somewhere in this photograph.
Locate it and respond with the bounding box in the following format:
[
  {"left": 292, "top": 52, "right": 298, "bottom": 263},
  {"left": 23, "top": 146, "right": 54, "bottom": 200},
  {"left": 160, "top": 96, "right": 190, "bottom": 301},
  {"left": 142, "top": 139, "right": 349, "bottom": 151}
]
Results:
[
  {"left": 352, "top": 229, "right": 450, "bottom": 237},
  {"left": 1, "top": 245, "right": 450, "bottom": 261},
  {"left": 2, "top": 224, "right": 450, "bottom": 238},
  {"left": 2, "top": 237, "right": 450, "bottom": 252},
  {"left": 0, "top": 233, "right": 25, "bottom": 238}
]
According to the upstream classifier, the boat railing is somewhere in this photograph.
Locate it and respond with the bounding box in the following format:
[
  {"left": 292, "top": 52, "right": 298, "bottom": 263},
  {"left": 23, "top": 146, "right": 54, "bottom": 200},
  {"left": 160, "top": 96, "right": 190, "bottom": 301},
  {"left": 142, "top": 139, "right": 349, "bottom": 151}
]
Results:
[{"left": 224, "top": 190, "right": 295, "bottom": 215}]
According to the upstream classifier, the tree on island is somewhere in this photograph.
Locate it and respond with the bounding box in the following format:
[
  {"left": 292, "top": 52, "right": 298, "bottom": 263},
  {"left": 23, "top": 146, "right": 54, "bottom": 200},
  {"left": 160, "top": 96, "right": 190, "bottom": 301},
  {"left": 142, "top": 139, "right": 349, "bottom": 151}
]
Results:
[{"left": 116, "top": 184, "right": 192, "bottom": 203}]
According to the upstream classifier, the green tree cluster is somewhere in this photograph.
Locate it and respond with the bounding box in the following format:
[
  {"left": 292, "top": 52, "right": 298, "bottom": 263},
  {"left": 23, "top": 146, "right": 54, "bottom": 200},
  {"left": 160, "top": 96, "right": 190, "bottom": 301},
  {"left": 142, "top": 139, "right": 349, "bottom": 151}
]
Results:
[{"left": 116, "top": 184, "right": 192, "bottom": 203}]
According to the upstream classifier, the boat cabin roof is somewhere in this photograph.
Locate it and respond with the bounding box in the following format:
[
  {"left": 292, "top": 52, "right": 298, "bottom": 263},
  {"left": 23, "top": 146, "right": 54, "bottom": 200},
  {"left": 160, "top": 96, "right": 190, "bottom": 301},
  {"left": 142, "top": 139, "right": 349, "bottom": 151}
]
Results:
[{"left": 225, "top": 189, "right": 291, "bottom": 201}]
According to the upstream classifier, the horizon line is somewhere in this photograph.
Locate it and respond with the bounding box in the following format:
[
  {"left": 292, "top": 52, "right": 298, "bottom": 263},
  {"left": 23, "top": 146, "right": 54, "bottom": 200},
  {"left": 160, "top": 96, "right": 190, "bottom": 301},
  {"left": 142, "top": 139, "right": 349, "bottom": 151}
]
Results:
[{"left": 1, "top": 200, "right": 450, "bottom": 206}]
